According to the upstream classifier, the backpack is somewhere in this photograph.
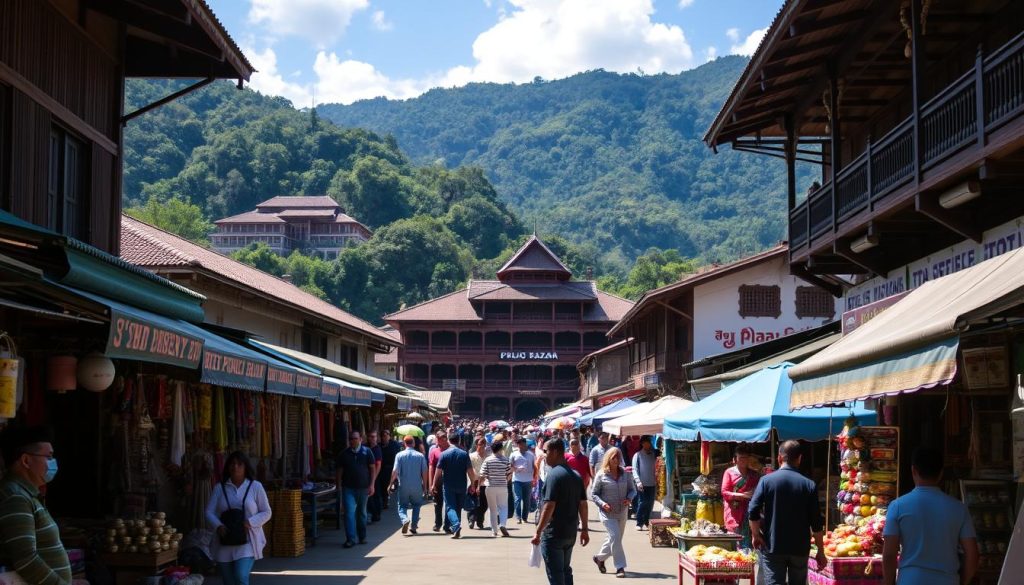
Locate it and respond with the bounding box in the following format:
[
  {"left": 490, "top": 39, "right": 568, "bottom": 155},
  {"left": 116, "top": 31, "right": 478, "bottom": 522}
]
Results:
[{"left": 218, "top": 481, "right": 253, "bottom": 546}]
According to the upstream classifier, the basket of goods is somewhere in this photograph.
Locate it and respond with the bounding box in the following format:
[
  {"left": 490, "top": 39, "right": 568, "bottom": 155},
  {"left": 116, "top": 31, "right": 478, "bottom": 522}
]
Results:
[
  {"left": 100, "top": 513, "right": 182, "bottom": 565},
  {"left": 670, "top": 519, "right": 742, "bottom": 552},
  {"left": 683, "top": 545, "right": 756, "bottom": 575},
  {"left": 649, "top": 518, "right": 680, "bottom": 548},
  {"left": 836, "top": 422, "right": 897, "bottom": 527},
  {"left": 267, "top": 489, "right": 305, "bottom": 557}
]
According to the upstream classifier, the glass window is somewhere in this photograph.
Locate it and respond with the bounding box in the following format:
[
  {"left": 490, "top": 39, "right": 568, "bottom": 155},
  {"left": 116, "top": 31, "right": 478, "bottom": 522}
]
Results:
[{"left": 46, "top": 127, "right": 87, "bottom": 239}]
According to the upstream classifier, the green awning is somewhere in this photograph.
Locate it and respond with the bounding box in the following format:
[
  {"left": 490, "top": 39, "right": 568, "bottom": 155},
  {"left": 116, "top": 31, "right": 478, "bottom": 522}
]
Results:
[
  {"left": 250, "top": 340, "right": 413, "bottom": 396},
  {"left": 69, "top": 288, "right": 205, "bottom": 369}
]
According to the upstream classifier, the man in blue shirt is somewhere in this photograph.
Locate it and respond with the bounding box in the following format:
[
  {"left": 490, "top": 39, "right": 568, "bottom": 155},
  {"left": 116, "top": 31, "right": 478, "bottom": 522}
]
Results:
[
  {"left": 882, "top": 447, "right": 978, "bottom": 585},
  {"left": 748, "top": 440, "right": 825, "bottom": 585},
  {"left": 389, "top": 435, "right": 429, "bottom": 535},
  {"left": 336, "top": 431, "right": 377, "bottom": 548},
  {"left": 432, "top": 432, "right": 478, "bottom": 539}
]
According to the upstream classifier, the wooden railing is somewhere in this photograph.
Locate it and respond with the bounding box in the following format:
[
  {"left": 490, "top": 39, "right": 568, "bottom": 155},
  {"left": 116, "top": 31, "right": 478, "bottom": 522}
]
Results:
[{"left": 788, "top": 31, "right": 1024, "bottom": 254}]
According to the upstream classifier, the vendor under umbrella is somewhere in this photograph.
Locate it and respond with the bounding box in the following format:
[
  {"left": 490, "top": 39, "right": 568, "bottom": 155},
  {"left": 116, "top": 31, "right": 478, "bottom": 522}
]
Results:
[{"left": 721, "top": 444, "right": 760, "bottom": 548}]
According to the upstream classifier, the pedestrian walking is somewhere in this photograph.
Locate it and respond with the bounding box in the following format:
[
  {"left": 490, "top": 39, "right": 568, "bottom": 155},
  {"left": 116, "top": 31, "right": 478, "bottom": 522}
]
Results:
[
  {"left": 722, "top": 444, "right": 759, "bottom": 548},
  {"left": 378, "top": 430, "right": 401, "bottom": 511},
  {"left": 631, "top": 436, "right": 658, "bottom": 530},
  {"left": 432, "top": 431, "right": 478, "bottom": 539},
  {"left": 510, "top": 437, "right": 537, "bottom": 524},
  {"left": 565, "top": 438, "right": 591, "bottom": 491},
  {"left": 366, "top": 431, "right": 384, "bottom": 523},
  {"left": 532, "top": 438, "right": 589, "bottom": 585},
  {"left": 204, "top": 451, "right": 272, "bottom": 585},
  {"left": 0, "top": 425, "right": 72, "bottom": 585},
  {"left": 588, "top": 432, "right": 610, "bottom": 481},
  {"left": 336, "top": 431, "right": 377, "bottom": 548},
  {"left": 428, "top": 430, "right": 451, "bottom": 532},
  {"left": 882, "top": 447, "right": 978, "bottom": 585},
  {"left": 748, "top": 440, "right": 826, "bottom": 585},
  {"left": 389, "top": 435, "right": 429, "bottom": 535},
  {"left": 590, "top": 447, "right": 636, "bottom": 578},
  {"left": 469, "top": 437, "right": 489, "bottom": 529},
  {"left": 480, "top": 441, "right": 512, "bottom": 537}
]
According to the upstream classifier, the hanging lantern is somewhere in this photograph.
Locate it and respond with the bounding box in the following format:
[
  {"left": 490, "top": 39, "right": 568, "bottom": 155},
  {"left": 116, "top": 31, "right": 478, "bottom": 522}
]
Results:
[
  {"left": 46, "top": 355, "right": 78, "bottom": 392},
  {"left": 77, "top": 353, "right": 115, "bottom": 392}
]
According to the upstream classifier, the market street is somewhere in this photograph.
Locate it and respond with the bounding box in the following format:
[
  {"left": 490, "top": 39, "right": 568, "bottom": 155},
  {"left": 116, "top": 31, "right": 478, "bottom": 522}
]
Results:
[{"left": 230, "top": 502, "right": 680, "bottom": 585}]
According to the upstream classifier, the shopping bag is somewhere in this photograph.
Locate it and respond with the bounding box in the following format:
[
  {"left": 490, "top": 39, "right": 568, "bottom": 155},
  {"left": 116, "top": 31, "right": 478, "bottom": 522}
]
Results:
[{"left": 528, "top": 544, "right": 542, "bottom": 568}]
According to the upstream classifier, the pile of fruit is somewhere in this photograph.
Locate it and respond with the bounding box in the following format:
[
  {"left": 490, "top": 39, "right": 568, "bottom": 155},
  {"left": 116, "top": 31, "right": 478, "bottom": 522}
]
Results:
[
  {"left": 686, "top": 545, "right": 755, "bottom": 567},
  {"left": 671, "top": 518, "right": 726, "bottom": 537},
  {"left": 823, "top": 420, "right": 898, "bottom": 558},
  {"left": 102, "top": 512, "right": 183, "bottom": 554}
]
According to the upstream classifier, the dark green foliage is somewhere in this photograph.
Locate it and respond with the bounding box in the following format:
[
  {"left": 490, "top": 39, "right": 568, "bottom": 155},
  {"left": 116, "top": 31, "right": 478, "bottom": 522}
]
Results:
[{"left": 318, "top": 56, "right": 807, "bottom": 267}]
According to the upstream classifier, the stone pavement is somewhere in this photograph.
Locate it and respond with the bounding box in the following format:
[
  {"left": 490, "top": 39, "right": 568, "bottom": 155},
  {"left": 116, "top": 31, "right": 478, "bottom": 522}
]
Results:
[{"left": 227, "top": 501, "right": 684, "bottom": 584}]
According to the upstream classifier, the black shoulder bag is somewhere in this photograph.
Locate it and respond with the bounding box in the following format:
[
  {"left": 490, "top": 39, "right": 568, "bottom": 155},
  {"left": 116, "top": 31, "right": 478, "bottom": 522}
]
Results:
[{"left": 219, "top": 481, "right": 253, "bottom": 546}]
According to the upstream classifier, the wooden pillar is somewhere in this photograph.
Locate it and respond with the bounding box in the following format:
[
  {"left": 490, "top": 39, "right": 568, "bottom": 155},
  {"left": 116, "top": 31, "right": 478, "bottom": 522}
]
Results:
[
  {"left": 910, "top": 0, "right": 926, "bottom": 183},
  {"left": 829, "top": 69, "right": 842, "bottom": 233}
]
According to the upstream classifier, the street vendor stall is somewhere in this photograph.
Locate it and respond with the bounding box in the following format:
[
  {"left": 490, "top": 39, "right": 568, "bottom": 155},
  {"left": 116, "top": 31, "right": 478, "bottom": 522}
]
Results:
[{"left": 602, "top": 395, "right": 693, "bottom": 436}]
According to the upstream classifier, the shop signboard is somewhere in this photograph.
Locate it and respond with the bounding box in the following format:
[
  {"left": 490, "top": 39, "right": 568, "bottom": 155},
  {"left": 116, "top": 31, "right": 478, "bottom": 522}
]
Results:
[
  {"left": 266, "top": 365, "right": 297, "bottom": 395},
  {"left": 201, "top": 348, "right": 266, "bottom": 391},
  {"left": 353, "top": 388, "right": 372, "bottom": 406},
  {"left": 106, "top": 309, "right": 203, "bottom": 369},
  {"left": 844, "top": 216, "right": 1024, "bottom": 311},
  {"left": 499, "top": 351, "right": 559, "bottom": 361},
  {"left": 295, "top": 371, "right": 322, "bottom": 398},
  {"left": 338, "top": 385, "right": 356, "bottom": 405},
  {"left": 841, "top": 291, "right": 909, "bottom": 335},
  {"left": 320, "top": 379, "right": 341, "bottom": 404}
]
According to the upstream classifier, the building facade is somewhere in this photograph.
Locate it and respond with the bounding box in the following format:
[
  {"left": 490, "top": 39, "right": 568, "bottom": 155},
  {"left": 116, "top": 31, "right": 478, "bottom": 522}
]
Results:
[
  {"left": 386, "top": 236, "right": 633, "bottom": 420},
  {"left": 210, "top": 196, "right": 372, "bottom": 259},
  {"left": 606, "top": 245, "right": 840, "bottom": 394}
]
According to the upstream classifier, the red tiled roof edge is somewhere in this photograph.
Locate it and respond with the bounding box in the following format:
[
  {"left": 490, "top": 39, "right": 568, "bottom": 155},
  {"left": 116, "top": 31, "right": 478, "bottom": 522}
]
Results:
[{"left": 382, "top": 287, "right": 478, "bottom": 322}]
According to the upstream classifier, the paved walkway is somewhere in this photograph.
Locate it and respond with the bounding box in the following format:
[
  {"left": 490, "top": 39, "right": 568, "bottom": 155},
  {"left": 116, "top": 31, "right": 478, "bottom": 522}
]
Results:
[{"left": 234, "top": 501, "right": 682, "bottom": 584}]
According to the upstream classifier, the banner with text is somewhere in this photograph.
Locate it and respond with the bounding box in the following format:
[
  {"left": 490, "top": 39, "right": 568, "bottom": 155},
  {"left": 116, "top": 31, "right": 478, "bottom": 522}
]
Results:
[
  {"left": 201, "top": 348, "right": 267, "bottom": 391},
  {"left": 266, "top": 365, "right": 297, "bottom": 395},
  {"left": 106, "top": 309, "right": 204, "bottom": 369},
  {"left": 295, "top": 372, "right": 323, "bottom": 398}
]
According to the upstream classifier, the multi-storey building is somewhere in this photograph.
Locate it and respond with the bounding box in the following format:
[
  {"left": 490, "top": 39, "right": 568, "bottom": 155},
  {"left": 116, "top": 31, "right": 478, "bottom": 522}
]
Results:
[
  {"left": 210, "top": 195, "right": 372, "bottom": 259},
  {"left": 386, "top": 236, "right": 633, "bottom": 420}
]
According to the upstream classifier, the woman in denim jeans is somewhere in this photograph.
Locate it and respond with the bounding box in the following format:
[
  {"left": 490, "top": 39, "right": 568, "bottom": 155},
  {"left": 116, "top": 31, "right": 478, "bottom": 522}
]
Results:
[{"left": 590, "top": 448, "right": 636, "bottom": 578}]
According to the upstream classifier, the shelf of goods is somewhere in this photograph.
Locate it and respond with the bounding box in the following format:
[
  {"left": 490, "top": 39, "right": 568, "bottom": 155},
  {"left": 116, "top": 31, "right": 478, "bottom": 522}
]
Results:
[
  {"left": 672, "top": 443, "right": 701, "bottom": 517},
  {"left": 812, "top": 421, "right": 898, "bottom": 583},
  {"left": 677, "top": 545, "right": 755, "bottom": 584},
  {"left": 960, "top": 480, "right": 1014, "bottom": 578}
]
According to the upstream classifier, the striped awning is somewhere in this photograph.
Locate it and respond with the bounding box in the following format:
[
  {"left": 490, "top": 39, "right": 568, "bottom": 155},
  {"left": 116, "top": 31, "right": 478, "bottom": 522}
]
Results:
[{"left": 790, "top": 246, "right": 1024, "bottom": 409}]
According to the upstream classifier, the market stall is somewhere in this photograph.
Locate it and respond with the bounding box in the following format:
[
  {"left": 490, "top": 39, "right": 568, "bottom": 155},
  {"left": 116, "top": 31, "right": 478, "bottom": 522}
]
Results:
[
  {"left": 577, "top": 397, "right": 638, "bottom": 427},
  {"left": 602, "top": 395, "right": 693, "bottom": 436}
]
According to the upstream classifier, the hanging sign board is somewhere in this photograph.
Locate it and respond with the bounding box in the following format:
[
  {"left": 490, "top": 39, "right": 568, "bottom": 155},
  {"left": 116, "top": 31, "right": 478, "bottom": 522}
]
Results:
[
  {"left": 354, "top": 388, "right": 372, "bottom": 406},
  {"left": 295, "top": 372, "right": 322, "bottom": 398},
  {"left": 320, "top": 379, "right": 341, "bottom": 404},
  {"left": 201, "top": 348, "right": 266, "bottom": 391},
  {"left": 266, "top": 365, "right": 297, "bottom": 395},
  {"left": 107, "top": 310, "right": 203, "bottom": 368}
]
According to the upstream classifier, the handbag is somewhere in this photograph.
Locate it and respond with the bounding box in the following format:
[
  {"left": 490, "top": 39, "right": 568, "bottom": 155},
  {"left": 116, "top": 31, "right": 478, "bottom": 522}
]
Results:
[{"left": 218, "top": 481, "right": 253, "bottom": 546}]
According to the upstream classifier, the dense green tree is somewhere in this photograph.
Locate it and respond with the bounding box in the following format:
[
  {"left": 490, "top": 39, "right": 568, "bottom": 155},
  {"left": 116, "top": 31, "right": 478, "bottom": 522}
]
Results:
[
  {"left": 601, "top": 248, "right": 698, "bottom": 300},
  {"left": 230, "top": 243, "right": 287, "bottom": 276},
  {"left": 124, "top": 196, "right": 214, "bottom": 244}
]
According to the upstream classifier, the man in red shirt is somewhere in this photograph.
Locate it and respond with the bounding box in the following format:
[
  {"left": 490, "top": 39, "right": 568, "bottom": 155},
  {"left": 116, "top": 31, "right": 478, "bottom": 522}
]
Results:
[{"left": 565, "top": 438, "right": 591, "bottom": 491}]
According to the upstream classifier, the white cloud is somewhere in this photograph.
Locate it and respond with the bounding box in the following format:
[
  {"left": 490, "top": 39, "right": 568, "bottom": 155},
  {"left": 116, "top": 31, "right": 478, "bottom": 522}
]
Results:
[
  {"left": 371, "top": 10, "right": 393, "bottom": 31},
  {"left": 244, "top": 45, "right": 313, "bottom": 106},
  {"left": 678, "top": 0, "right": 695, "bottom": 7},
  {"left": 729, "top": 27, "right": 767, "bottom": 56},
  {"left": 725, "top": 27, "right": 740, "bottom": 43},
  {"left": 249, "top": 0, "right": 369, "bottom": 47},
  {"left": 704, "top": 46, "right": 717, "bottom": 62},
  {"left": 312, "top": 53, "right": 426, "bottom": 104},
  {"left": 443, "top": 0, "right": 694, "bottom": 85}
]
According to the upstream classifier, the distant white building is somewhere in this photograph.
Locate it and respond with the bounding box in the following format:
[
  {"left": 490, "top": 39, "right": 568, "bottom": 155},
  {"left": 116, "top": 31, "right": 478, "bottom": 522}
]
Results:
[{"left": 210, "top": 196, "right": 372, "bottom": 259}]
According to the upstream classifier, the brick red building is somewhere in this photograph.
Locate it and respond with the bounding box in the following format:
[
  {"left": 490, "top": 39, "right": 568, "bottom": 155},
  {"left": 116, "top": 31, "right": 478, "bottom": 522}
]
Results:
[{"left": 385, "top": 236, "right": 633, "bottom": 420}]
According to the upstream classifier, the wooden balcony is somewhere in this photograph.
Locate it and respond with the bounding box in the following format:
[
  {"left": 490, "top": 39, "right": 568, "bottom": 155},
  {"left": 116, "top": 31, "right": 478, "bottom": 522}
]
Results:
[{"left": 789, "top": 31, "right": 1024, "bottom": 268}]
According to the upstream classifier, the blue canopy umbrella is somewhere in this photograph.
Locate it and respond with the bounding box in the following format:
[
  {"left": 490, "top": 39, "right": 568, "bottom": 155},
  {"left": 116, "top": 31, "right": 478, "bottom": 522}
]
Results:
[
  {"left": 577, "top": 398, "right": 638, "bottom": 426},
  {"left": 663, "top": 363, "right": 875, "bottom": 442}
]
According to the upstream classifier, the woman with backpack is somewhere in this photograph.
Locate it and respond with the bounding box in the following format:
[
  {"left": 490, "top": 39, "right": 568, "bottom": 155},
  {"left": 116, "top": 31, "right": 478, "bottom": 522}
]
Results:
[{"left": 205, "top": 451, "right": 272, "bottom": 585}]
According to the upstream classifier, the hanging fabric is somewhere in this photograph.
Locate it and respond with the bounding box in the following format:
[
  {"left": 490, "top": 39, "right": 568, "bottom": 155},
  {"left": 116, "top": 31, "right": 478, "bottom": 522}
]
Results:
[
  {"left": 213, "top": 387, "right": 227, "bottom": 451},
  {"left": 170, "top": 381, "right": 186, "bottom": 466},
  {"left": 199, "top": 386, "right": 212, "bottom": 430}
]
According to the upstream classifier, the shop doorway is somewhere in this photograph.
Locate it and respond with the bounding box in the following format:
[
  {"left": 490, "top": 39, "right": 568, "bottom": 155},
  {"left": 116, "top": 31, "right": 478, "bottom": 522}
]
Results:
[{"left": 515, "top": 398, "right": 548, "bottom": 421}]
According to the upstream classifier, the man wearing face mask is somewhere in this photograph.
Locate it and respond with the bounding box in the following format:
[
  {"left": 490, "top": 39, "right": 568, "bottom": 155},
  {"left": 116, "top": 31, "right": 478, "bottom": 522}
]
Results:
[{"left": 0, "top": 425, "right": 71, "bottom": 585}]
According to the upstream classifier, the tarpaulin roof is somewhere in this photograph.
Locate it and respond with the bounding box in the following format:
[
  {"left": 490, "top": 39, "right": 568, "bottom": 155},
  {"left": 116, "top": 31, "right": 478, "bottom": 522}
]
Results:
[
  {"left": 577, "top": 398, "right": 638, "bottom": 427},
  {"left": 602, "top": 395, "right": 693, "bottom": 436},
  {"left": 665, "top": 363, "right": 876, "bottom": 442}
]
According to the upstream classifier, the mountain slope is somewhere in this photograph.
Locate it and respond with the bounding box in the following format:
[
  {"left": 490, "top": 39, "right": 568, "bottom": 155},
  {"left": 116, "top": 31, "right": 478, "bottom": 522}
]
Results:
[{"left": 318, "top": 56, "right": 803, "bottom": 271}]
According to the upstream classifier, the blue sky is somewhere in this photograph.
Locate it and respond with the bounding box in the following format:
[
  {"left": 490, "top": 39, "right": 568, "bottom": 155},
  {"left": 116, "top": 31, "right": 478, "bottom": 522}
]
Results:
[{"left": 207, "top": 0, "right": 779, "bottom": 106}]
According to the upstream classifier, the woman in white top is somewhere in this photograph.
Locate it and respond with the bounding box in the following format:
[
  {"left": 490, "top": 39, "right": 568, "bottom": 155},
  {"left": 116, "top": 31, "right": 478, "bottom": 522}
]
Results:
[
  {"left": 479, "top": 441, "right": 512, "bottom": 537},
  {"left": 590, "top": 447, "right": 637, "bottom": 578},
  {"left": 205, "top": 451, "right": 272, "bottom": 585}
]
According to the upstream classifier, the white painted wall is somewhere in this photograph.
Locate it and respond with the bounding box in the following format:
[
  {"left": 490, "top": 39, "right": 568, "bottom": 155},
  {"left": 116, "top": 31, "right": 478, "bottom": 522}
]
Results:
[{"left": 692, "top": 255, "right": 840, "bottom": 360}]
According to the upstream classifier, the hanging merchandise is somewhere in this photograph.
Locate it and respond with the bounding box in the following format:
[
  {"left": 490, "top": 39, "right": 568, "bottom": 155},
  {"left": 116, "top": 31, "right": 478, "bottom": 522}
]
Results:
[
  {"left": 46, "top": 355, "right": 78, "bottom": 392},
  {"left": 76, "top": 352, "right": 115, "bottom": 392},
  {"left": 213, "top": 387, "right": 228, "bottom": 451},
  {"left": 699, "top": 441, "right": 712, "bottom": 476},
  {"left": 198, "top": 386, "right": 212, "bottom": 430},
  {"left": 0, "top": 333, "right": 22, "bottom": 419},
  {"left": 171, "top": 381, "right": 186, "bottom": 467}
]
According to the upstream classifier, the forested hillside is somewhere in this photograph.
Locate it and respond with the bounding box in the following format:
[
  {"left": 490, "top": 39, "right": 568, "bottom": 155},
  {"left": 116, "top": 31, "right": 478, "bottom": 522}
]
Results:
[{"left": 318, "top": 56, "right": 807, "bottom": 271}]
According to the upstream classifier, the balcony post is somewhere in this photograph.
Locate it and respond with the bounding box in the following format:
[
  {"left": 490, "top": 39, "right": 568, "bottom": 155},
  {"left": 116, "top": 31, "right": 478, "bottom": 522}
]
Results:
[
  {"left": 865, "top": 136, "right": 873, "bottom": 209},
  {"left": 828, "top": 68, "right": 841, "bottom": 234},
  {"left": 975, "top": 44, "right": 986, "bottom": 148},
  {"left": 910, "top": 0, "right": 926, "bottom": 184}
]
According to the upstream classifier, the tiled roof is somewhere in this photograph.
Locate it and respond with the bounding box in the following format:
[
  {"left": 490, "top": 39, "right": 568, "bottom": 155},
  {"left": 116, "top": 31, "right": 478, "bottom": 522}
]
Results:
[
  {"left": 277, "top": 209, "right": 337, "bottom": 218},
  {"left": 385, "top": 283, "right": 632, "bottom": 323},
  {"left": 119, "top": 215, "right": 398, "bottom": 347},
  {"left": 256, "top": 196, "right": 340, "bottom": 209},
  {"left": 467, "top": 281, "right": 597, "bottom": 301},
  {"left": 607, "top": 244, "right": 789, "bottom": 338},
  {"left": 214, "top": 211, "right": 285, "bottom": 224},
  {"left": 384, "top": 289, "right": 484, "bottom": 322},
  {"left": 190, "top": 0, "right": 255, "bottom": 79},
  {"left": 498, "top": 236, "right": 572, "bottom": 277}
]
